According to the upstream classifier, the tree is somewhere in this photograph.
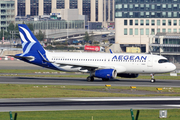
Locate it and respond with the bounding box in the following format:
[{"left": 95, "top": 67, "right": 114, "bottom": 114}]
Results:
[
  {"left": 84, "top": 31, "right": 90, "bottom": 43},
  {"left": 7, "top": 22, "right": 14, "bottom": 32},
  {"left": 26, "top": 23, "right": 34, "bottom": 32},
  {"left": 35, "top": 30, "right": 45, "bottom": 41}
]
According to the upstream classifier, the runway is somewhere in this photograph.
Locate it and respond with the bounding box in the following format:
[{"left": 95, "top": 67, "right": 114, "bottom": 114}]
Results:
[
  {"left": 0, "top": 60, "right": 180, "bottom": 111},
  {"left": 0, "top": 97, "right": 180, "bottom": 112},
  {"left": 0, "top": 76, "right": 180, "bottom": 87}
]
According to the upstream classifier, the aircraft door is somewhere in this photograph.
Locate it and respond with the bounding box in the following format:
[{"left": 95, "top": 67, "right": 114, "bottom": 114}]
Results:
[{"left": 147, "top": 56, "right": 153, "bottom": 67}]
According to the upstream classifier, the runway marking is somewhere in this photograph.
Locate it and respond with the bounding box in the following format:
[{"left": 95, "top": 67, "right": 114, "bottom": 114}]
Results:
[
  {"left": 66, "top": 98, "right": 180, "bottom": 101},
  {"left": 163, "top": 105, "right": 180, "bottom": 107}
]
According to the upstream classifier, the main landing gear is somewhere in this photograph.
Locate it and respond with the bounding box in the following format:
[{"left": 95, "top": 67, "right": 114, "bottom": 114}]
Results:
[
  {"left": 150, "top": 74, "right": 156, "bottom": 83},
  {"left": 87, "top": 76, "right": 94, "bottom": 82},
  {"left": 86, "top": 76, "right": 110, "bottom": 82}
]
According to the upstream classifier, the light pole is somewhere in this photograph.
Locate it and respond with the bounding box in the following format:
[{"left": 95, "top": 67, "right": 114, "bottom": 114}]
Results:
[
  {"left": 67, "top": 21, "right": 69, "bottom": 39},
  {"left": 2, "top": 28, "right": 4, "bottom": 44},
  {"left": 46, "top": 19, "right": 48, "bottom": 40}
]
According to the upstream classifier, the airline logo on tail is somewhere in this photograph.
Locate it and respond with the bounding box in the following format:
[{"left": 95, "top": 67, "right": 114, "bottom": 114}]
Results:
[{"left": 19, "top": 26, "right": 37, "bottom": 56}]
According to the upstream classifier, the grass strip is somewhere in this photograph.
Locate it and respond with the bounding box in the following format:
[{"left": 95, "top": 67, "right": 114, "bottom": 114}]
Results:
[
  {"left": 0, "top": 109, "right": 180, "bottom": 120},
  {"left": 0, "top": 69, "right": 179, "bottom": 80},
  {"left": 1, "top": 84, "right": 180, "bottom": 98}
]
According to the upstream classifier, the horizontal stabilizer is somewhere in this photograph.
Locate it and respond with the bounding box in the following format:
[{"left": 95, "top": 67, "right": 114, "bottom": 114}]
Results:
[{"left": 7, "top": 55, "right": 34, "bottom": 61}]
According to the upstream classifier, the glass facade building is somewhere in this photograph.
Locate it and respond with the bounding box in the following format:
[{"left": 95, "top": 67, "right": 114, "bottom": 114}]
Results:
[
  {"left": 70, "top": 0, "right": 77, "bottom": 9},
  {"left": 115, "top": 0, "right": 180, "bottom": 18},
  {"left": 30, "top": 0, "right": 39, "bottom": 16},
  {"left": 115, "top": 0, "right": 180, "bottom": 63},
  {"left": 17, "top": 0, "right": 25, "bottom": 16},
  {"left": 56, "top": 0, "right": 65, "bottom": 9},
  {"left": 83, "top": 0, "right": 91, "bottom": 21},
  {"left": 15, "top": 0, "right": 115, "bottom": 28},
  {"left": 44, "top": 0, "right": 51, "bottom": 15}
]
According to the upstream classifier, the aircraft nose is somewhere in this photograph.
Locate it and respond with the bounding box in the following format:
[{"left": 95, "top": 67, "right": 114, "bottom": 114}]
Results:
[{"left": 170, "top": 64, "right": 176, "bottom": 71}]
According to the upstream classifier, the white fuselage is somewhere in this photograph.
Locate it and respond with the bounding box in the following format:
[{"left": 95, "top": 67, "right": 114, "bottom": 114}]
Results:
[{"left": 46, "top": 52, "right": 176, "bottom": 74}]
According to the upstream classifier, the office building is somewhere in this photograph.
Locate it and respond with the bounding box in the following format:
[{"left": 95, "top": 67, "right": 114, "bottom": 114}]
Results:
[
  {"left": 115, "top": 0, "right": 180, "bottom": 54},
  {"left": 0, "top": 0, "right": 15, "bottom": 30},
  {"left": 15, "top": 0, "right": 115, "bottom": 27}
]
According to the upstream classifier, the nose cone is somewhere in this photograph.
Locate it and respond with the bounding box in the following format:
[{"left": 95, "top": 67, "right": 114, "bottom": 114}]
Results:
[{"left": 169, "top": 64, "right": 176, "bottom": 72}]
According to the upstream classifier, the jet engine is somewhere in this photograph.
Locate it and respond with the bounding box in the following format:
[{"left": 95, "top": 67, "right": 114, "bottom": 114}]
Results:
[
  {"left": 94, "top": 69, "right": 117, "bottom": 79},
  {"left": 117, "top": 73, "right": 139, "bottom": 78}
]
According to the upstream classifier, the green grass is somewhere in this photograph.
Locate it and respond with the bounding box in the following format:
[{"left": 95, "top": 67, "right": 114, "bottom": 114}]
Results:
[
  {"left": 1, "top": 84, "right": 180, "bottom": 98},
  {"left": 0, "top": 69, "right": 179, "bottom": 80},
  {"left": 0, "top": 109, "right": 180, "bottom": 120}
]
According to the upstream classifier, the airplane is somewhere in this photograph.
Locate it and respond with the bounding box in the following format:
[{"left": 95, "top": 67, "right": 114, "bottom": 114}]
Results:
[{"left": 10, "top": 24, "right": 176, "bottom": 83}]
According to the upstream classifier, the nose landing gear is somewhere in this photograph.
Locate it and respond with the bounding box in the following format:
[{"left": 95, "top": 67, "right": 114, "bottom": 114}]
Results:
[{"left": 150, "top": 74, "right": 156, "bottom": 83}]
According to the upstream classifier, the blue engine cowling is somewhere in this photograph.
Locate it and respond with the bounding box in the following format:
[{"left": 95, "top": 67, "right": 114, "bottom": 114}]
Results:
[
  {"left": 94, "top": 69, "right": 117, "bottom": 79},
  {"left": 117, "top": 73, "right": 139, "bottom": 78}
]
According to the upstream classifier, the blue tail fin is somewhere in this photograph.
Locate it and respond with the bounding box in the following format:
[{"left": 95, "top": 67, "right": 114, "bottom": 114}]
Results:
[{"left": 18, "top": 24, "right": 45, "bottom": 55}]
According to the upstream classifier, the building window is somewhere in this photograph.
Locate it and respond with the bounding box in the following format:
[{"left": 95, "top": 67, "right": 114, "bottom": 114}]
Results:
[
  {"left": 129, "top": 12, "right": 133, "bottom": 18},
  {"left": 151, "top": 29, "right": 155, "bottom": 35},
  {"left": 145, "top": 12, "right": 150, "bottom": 17},
  {"left": 168, "top": 29, "right": 171, "bottom": 33},
  {"left": 140, "top": 12, "right": 144, "bottom": 18},
  {"left": 130, "top": 20, "right": 133, "bottom": 25},
  {"left": 151, "top": 20, "right": 155, "bottom": 25},
  {"left": 179, "top": 29, "right": 180, "bottom": 32},
  {"left": 173, "top": 29, "right": 177, "bottom": 33},
  {"left": 146, "top": 20, "right": 149, "bottom": 25},
  {"left": 140, "top": 20, "right": 144, "bottom": 25},
  {"left": 124, "top": 28, "right": 127, "bottom": 35},
  {"left": 162, "top": 29, "right": 166, "bottom": 32},
  {"left": 162, "top": 12, "right": 166, "bottom": 18},
  {"left": 151, "top": 12, "right": 155, "bottom": 17},
  {"left": 135, "top": 28, "right": 138, "bottom": 35},
  {"left": 174, "top": 20, "right": 177, "bottom": 25},
  {"left": 168, "top": 4, "right": 172, "bottom": 10},
  {"left": 115, "top": 12, "right": 122, "bottom": 17},
  {"left": 140, "top": 29, "right": 144, "bottom": 35},
  {"left": 129, "top": 28, "right": 133, "bottom": 35},
  {"left": 168, "top": 20, "right": 171, "bottom": 26},
  {"left": 173, "top": 12, "right": 177, "bottom": 18},
  {"left": 157, "top": 20, "right": 160, "bottom": 26},
  {"left": 157, "top": 4, "right": 161, "bottom": 10},
  {"left": 151, "top": 4, "right": 155, "bottom": 10},
  {"left": 116, "top": 4, "right": 122, "bottom": 9},
  {"left": 145, "top": 4, "right": 150, "bottom": 11},
  {"left": 162, "top": 4, "right": 166, "bottom": 11},
  {"left": 146, "top": 28, "right": 149, "bottom": 35},
  {"left": 157, "top": 28, "right": 160, "bottom": 33},
  {"left": 140, "top": 4, "right": 144, "bottom": 10},
  {"left": 129, "top": 4, "right": 133, "bottom": 10},
  {"left": 162, "top": 20, "right": 166, "bottom": 25},
  {"left": 124, "top": 20, "right": 127, "bottom": 25},
  {"left": 168, "top": 12, "right": 172, "bottom": 17},
  {"left": 135, "top": 20, "right": 138, "bottom": 25},
  {"left": 135, "top": 4, "right": 139, "bottom": 11}
]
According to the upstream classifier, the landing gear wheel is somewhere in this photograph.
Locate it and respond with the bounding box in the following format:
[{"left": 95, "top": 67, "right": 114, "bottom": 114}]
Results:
[
  {"left": 87, "top": 76, "right": 94, "bottom": 82},
  {"left": 150, "top": 79, "right": 156, "bottom": 83},
  {"left": 102, "top": 78, "right": 109, "bottom": 81},
  {"left": 150, "top": 74, "right": 156, "bottom": 83}
]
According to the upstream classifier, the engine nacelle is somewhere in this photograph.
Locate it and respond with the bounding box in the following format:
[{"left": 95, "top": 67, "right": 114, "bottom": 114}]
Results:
[
  {"left": 94, "top": 69, "right": 117, "bottom": 79},
  {"left": 117, "top": 73, "right": 139, "bottom": 78}
]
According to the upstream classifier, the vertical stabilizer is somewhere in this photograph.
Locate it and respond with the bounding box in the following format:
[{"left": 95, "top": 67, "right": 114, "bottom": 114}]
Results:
[{"left": 18, "top": 24, "right": 45, "bottom": 55}]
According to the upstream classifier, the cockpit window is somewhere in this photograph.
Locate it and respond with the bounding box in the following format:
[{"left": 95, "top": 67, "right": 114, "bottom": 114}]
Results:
[{"left": 158, "top": 59, "right": 169, "bottom": 63}]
